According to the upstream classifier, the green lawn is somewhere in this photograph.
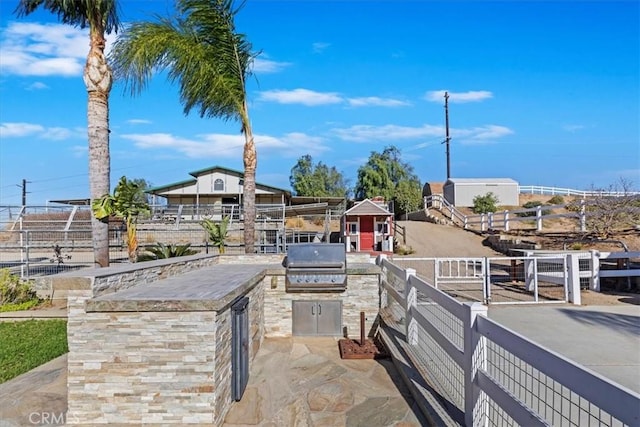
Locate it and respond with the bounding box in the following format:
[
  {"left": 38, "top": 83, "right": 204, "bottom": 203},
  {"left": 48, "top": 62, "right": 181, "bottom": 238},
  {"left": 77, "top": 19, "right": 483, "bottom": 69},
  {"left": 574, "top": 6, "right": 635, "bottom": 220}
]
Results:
[{"left": 0, "top": 319, "right": 68, "bottom": 383}]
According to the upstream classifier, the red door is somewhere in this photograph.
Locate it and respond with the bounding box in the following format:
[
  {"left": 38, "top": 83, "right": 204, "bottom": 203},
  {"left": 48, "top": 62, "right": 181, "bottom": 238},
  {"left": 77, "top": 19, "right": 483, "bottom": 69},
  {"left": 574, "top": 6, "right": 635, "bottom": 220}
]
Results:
[{"left": 359, "top": 217, "right": 374, "bottom": 251}]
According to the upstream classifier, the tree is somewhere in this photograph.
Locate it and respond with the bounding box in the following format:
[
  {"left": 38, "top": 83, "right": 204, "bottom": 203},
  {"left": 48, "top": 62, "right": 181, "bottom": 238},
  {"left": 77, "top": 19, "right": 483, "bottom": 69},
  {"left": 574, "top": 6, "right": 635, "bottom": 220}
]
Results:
[
  {"left": 289, "top": 155, "right": 349, "bottom": 197},
  {"left": 130, "top": 178, "right": 152, "bottom": 205},
  {"left": 92, "top": 176, "right": 150, "bottom": 263},
  {"left": 570, "top": 178, "right": 640, "bottom": 238},
  {"left": 108, "top": 0, "right": 258, "bottom": 253},
  {"left": 395, "top": 179, "right": 423, "bottom": 218},
  {"left": 354, "top": 146, "right": 422, "bottom": 216},
  {"left": 15, "top": 0, "right": 121, "bottom": 267}
]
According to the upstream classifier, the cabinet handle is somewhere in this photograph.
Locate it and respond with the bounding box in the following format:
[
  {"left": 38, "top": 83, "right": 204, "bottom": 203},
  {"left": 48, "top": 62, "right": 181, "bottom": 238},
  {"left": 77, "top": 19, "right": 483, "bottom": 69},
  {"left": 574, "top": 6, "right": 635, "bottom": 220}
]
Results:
[
  {"left": 318, "top": 304, "right": 322, "bottom": 315},
  {"left": 311, "top": 305, "right": 315, "bottom": 315}
]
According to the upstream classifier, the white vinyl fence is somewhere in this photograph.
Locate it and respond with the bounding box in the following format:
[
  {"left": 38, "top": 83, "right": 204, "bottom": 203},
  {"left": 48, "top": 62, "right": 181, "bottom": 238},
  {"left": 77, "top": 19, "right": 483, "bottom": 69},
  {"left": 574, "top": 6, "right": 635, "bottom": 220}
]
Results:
[
  {"left": 425, "top": 194, "right": 588, "bottom": 232},
  {"left": 519, "top": 186, "right": 640, "bottom": 197},
  {"left": 394, "top": 252, "right": 640, "bottom": 305},
  {"left": 377, "top": 256, "right": 640, "bottom": 426}
]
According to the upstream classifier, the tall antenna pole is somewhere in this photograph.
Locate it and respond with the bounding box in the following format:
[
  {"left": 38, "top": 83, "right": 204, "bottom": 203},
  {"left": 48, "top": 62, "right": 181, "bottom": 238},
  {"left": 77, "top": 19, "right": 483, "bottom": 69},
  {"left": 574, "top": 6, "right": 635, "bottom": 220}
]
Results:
[{"left": 444, "top": 92, "right": 451, "bottom": 179}]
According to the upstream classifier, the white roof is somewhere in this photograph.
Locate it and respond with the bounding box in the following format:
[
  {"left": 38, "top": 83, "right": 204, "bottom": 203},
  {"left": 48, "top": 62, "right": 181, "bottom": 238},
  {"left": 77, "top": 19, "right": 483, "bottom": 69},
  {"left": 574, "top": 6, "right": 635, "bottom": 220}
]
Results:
[{"left": 446, "top": 178, "right": 519, "bottom": 185}]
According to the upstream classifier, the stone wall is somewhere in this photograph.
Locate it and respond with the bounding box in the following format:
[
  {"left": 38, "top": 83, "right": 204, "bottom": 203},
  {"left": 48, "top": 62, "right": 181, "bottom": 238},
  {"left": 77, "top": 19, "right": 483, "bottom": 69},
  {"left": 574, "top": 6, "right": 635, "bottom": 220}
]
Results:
[
  {"left": 67, "top": 310, "right": 218, "bottom": 424},
  {"left": 34, "top": 254, "right": 220, "bottom": 299}
]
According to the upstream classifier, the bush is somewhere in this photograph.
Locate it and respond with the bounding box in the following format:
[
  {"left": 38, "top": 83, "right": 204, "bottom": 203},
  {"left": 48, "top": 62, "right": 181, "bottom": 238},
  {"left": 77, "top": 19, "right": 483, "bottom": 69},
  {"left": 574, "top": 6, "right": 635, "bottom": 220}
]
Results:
[
  {"left": 518, "top": 201, "right": 552, "bottom": 217},
  {"left": 0, "top": 269, "right": 40, "bottom": 307},
  {"left": 394, "top": 244, "right": 415, "bottom": 255},
  {"left": 547, "top": 195, "right": 565, "bottom": 205},
  {"left": 138, "top": 243, "right": 198, "bottom": 261},
  {"left": 472, "top": 192, "right": 499, "bottom": 214}
]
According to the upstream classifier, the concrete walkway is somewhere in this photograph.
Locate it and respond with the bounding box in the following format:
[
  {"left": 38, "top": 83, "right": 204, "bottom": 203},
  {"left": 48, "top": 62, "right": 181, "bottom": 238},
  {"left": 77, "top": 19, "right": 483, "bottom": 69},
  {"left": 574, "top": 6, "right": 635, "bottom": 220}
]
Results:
[
  {"left": 0, "top": 354, "right": 67, "bottom": 427},
  {"left": 488, "top": 303, "right": 640, "bottom": 393}
]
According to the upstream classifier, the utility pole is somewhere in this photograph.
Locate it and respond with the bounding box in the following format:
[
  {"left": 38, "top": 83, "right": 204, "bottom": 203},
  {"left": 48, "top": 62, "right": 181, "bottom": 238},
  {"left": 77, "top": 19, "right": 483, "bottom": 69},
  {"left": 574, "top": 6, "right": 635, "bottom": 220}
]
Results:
[
  {"left": 444, "top": 91, "right": 451, "bottom": 180},
  {"left": 18, "top": 179, "right": 30, "bottom": 206}
]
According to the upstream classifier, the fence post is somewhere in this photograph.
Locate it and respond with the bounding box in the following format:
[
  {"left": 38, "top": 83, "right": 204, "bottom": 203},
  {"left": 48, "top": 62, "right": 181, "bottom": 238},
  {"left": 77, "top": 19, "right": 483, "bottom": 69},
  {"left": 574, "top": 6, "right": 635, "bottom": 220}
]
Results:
[
  {"left": 536, "top": 205, "right": 543, "bottom": 231},
  {"left": 463, "top": 302, "right": 489, "bottom": 426},
  {"left": 404, "top": 268, "right": 417, "bottom": 345},
  {"left": 483, "top": 257, "right": 491, "bottom": 304},
  {"left": 504, "top": 210, "right": 510, "bottom": 231},
  {"left": 567, "top": 253, "right": 582, "bottom": 305},
  {"left": 481, "top": 214, "right": 486, "bottom": 231},
  {"left": 580, "top": 199, "right": 586, "bottom": 232},
  {"left": 377, "top": 255, "right": 389, "bottom": 308},
  {"left": 488, "top": 212, "right": 494, "bottom": 230},
  {"left": 590, "top": 250, "right": 600, "bottom": 292}
]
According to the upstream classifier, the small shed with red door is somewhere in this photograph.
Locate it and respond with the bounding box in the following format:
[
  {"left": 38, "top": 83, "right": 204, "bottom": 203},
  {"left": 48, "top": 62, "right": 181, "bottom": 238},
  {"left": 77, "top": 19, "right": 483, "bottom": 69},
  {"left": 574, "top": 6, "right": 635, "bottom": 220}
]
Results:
[{"left": 342, "top": 198, "right": 394, "bottom": 254}]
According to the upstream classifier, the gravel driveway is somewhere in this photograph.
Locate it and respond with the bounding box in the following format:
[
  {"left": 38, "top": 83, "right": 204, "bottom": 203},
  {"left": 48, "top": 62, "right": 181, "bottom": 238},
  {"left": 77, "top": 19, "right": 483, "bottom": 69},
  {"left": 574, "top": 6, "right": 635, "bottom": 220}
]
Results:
[{"left": 395, "top": 220, "right": 502, "bottom": 258}]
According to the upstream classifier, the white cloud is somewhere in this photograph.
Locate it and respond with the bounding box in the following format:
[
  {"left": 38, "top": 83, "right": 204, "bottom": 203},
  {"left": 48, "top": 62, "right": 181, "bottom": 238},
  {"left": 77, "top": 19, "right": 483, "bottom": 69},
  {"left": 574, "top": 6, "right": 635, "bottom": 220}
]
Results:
[
  {"left": 563, "top": 124, "right": 586, "bottom": 132},
  {"left": 121, "top": 131, "right": 329, "bottom": 159},
  {"left": 26, "top": 82, "right": 48, "bottom": 90},
  {"left": 43, "top": 127, "right": 74, "bottom": 140},
  {"left": 252, "top": 56, "right": 291, "bottom": 74},
  {"left": 455, "top": 125, "right": 514, "bottom": 145},
  {"left": 258, "top": 89, "right": 410, "bottom": 108},
  {"left": 71, "top": 145, "right": 87, "bottom": 158},
  {"left": 331, "top": 123, "right": 513, "bottom": 144},
  {"left": 0, "top": 122, "right": 45, "bottom": 138},
  {"left": 331, "top": 124, "right": 443, "bottom": 142},
  {"left": 0, "top": 121, "right": 82, "bottom": 140},
  {"left": 347, "top": 97, "right": 411, "bottom": 107},
  {"left": 127, "top": 119, "right": 152, "bottom": 125},
  {"left": 425, "top": 90, "right": 493, "bottom": 103},
  {"left": 312, "top": 42, "right": 330, "bottom": 53},
  {"left": 0, "top": 22, "right": 116, "bottom": 77},
  {"left": 257, "top": 88, "right": 343, "bottom": 106}
]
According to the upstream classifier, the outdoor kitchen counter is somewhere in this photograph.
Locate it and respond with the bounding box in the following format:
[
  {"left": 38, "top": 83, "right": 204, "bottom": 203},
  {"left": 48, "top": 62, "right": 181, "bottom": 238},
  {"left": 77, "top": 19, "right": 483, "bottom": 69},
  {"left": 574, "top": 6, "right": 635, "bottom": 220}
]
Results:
[{"left": 86, "top": 263, "right": 282, "bottom": 312}]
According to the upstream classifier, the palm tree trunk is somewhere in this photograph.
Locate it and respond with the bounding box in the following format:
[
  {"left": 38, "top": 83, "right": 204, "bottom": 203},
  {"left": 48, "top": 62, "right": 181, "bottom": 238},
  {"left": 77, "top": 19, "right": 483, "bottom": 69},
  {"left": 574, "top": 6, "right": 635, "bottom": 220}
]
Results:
[
  {"left": 85, "top": 26, "right": 112, "bottom": 267},
  {"left": 242, "top": 116, "right": 257, "bottom": 254}
]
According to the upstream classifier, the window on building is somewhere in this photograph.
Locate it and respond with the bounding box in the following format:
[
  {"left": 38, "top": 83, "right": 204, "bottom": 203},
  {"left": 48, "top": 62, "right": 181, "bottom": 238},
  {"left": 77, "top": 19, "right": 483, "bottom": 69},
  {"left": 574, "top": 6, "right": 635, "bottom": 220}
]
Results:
[
  {"left": 376, "top": 222, "right": 389, "bottom": 234},
  {"left": 214, "top": 178, "right": 224, "bottom": 191},
  {"left": 348, "top": 222, "right": 358, "bottom": 234}
]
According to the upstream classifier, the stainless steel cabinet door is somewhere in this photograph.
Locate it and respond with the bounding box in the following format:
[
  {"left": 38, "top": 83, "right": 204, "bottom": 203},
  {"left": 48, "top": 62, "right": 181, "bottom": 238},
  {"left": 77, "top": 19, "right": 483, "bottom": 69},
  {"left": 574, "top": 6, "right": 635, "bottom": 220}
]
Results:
[
  {"left": 292, "top": 301, "right": 317, "bottom": 335},
  {"left": 316, "top": 301, "right": 342, "bottom": 336},
  {"left": 292, "top": 300, "right": 342, "bottom": 336}
]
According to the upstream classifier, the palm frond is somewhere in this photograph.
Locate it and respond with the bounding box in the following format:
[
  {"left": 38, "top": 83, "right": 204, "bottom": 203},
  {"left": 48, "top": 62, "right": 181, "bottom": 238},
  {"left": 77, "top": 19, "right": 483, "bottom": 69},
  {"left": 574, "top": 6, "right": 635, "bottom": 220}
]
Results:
[
  {"left": 15, "top": 0, "right": 120, "bottom": 33},
  {"left": 109, "top": 0, "right": 254, "bottom": 123}
]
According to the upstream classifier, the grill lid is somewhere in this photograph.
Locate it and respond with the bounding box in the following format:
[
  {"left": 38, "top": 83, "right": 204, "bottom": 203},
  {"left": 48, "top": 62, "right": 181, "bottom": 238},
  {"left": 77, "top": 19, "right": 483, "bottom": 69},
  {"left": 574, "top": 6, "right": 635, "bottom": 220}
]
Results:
[
  {"left": 286, "top": 243, "right": 346, "bottom": 269},
  {"left": 285, "top": 243, "right": 347, "bottom": 292}
]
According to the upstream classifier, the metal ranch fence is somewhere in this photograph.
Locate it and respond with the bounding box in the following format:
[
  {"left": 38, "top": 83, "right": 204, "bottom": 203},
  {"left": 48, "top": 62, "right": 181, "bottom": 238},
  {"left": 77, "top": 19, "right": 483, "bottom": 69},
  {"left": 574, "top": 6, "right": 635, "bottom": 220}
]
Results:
[{"left": 378, "top": 256, "right": 640, "bottom": 426}]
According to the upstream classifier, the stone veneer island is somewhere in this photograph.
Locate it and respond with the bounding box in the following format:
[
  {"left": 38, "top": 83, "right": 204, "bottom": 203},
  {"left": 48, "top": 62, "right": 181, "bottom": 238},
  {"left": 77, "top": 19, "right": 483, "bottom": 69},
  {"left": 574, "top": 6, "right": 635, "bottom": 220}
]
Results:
[{"left": 39, "top": 253, "right": 380, "bottom": 425}]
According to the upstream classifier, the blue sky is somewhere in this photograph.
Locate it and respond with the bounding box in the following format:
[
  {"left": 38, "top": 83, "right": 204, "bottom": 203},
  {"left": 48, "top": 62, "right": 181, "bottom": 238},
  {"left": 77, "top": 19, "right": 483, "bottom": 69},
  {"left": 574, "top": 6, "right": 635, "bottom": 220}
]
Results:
[{"left": 0, "top": 0, "right": 638, "bottom": 205}]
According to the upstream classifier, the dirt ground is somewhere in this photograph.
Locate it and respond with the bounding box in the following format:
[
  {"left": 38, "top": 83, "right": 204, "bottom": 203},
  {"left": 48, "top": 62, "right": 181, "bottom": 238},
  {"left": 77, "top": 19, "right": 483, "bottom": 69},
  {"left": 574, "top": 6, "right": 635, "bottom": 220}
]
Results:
[{"left": 395, "top": 220, "right": 640, "bottom": 306}]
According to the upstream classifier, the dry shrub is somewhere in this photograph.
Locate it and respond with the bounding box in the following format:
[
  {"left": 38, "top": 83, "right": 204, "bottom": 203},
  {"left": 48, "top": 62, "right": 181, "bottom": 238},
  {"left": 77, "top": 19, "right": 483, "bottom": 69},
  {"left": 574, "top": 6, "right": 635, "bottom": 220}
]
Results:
[{"left": 286, "top": 217, "right": 304, "bottom": 228}]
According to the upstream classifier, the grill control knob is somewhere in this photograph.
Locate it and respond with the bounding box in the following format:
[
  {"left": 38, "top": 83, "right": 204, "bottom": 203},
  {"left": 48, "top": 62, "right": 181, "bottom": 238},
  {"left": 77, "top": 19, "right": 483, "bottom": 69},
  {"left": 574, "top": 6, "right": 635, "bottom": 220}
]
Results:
[
  {"left": 331, "top": 278, "right": 336, "bottom": 283},
  {"left": 305, "top": 278, "right": 310, "bottom": 283},
  {"left": 314, "top": 278, "right": 318, "bottom": 283}
]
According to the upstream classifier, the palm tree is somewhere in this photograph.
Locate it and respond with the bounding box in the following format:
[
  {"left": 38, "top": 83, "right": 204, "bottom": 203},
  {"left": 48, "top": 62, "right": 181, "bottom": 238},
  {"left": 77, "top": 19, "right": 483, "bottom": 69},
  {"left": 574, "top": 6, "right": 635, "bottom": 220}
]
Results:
[
  {"left": 201, "top": 216, "right": 230, "bottom": 254},
  {"left": 15, "top": 0, "right": 121, "bottom": 267},
  {"left": 108, "top": 0, "right": 258, "bottom": 253},
  {"left": 92, "top": 176, "right": 150, "bottom": 262}
]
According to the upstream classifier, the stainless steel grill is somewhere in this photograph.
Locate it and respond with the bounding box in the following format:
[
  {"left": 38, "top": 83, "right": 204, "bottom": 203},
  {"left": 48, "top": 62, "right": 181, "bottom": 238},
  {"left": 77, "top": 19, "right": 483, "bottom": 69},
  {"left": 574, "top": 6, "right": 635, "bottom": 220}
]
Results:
[{"left": 285, "top": 243, "right": 347, "bottom": 292}]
